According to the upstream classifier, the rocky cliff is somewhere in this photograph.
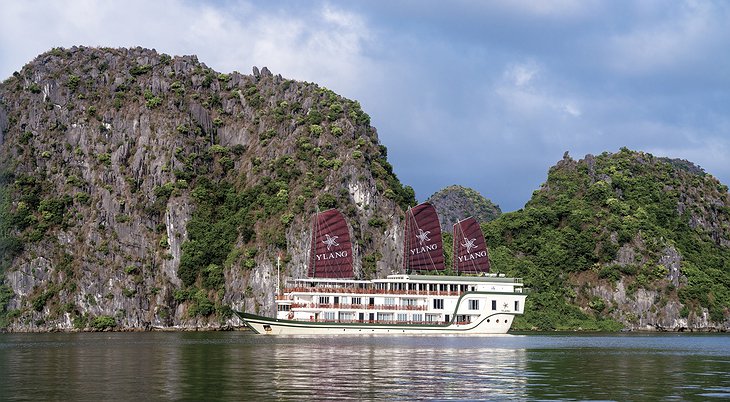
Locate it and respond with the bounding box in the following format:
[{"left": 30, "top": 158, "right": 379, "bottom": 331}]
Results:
[
  {"left": 485, "top": 149, "right": 730, "bottom": 331},
  {"left": 427, "top": 185, "right": 501, "bottom": 232},
  {"left": 0, "top": 46, "right": 415, "bottom": 331}
]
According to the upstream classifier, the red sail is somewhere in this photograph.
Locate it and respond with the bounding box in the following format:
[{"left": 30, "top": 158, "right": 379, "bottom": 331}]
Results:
[
  {"left": 308, "top": 209, "right": 354, "bottom": 278},
  {"left": 453, "top": 217, "right": 490, "bottom": 274},
  {"left": 403, "top": 202, "right": 445, "bottom": 272}
]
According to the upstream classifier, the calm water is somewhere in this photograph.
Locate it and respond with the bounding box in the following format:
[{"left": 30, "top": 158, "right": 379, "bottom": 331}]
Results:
[{"left": 1, "top": 331, "right": 729, "bottom": 401}]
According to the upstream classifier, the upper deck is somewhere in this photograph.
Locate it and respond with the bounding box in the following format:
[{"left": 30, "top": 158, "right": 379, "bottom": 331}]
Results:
[{"left": 281, "top": 274, "right": 525, "bottom": 298}]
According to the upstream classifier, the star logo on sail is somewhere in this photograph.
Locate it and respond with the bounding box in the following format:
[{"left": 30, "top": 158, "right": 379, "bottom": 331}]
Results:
[
  {"left": 461, "top": 237, "right": 478, "bottom": 253},
  {"left": 322, "top": 234, "right": 339, "bottom": 250},
  {"left": 416, "top": 229, "right": 431, "bottom": 245}
]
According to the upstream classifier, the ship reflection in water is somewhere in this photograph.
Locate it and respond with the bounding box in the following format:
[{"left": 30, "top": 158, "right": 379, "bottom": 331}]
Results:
[
  {"left": 262, "top": 338, "right": 529, "bottom": 400},
  {"left": 1, "top": 332, "right": 730, "bottom": 401}
]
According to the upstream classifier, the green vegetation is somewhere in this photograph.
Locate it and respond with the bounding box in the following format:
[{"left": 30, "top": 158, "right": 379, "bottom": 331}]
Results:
[
  {"left": 484, "top": 149, "right": 730, "bottom": 330},
  {"left": 90, "top": 315, "right": 117, "bottom": 330}
]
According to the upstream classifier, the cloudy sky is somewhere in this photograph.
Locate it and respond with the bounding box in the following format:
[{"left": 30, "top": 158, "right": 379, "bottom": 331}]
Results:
[{"left": 2, "top": 1, "right": 729, "bottom": 211}]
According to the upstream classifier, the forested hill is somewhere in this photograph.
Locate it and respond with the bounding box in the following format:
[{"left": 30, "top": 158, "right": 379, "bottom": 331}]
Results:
[
  {"left": 0, "top": 46, "right": 414, "bottom": 331},
  {"left": 484, "top": 149, "right": 730, "bottom": 331}
]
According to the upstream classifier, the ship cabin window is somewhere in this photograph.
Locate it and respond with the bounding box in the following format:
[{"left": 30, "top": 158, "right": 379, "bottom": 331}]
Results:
[
  {"left": 515, "top": 300, "right": 519, "bottom": 311},
  {"left": 429, "top": 284, "right": 436, "bottom": 292},
  {"left": 450, "top": 284, "right": 458, "bottom": 292},
  {"left": 469, "top": 299, "right": 479, "bottom": 310},
  {"left": 439, "top": 284, "right": 447, "bottom": 292},
  {"left": 401, "top": 298, "right": 416, "bottom": 306},
  {"left": 333, "top": 296, "right": 340, "bottom": 305},
  {"left": 413, "top": 313, "right": 423, "bottom": 322},
  {"left": 377, "top": 312, "right": 394, "bottom": 321},
  {"left": 385, "top": 297, "right": 395, "bottom": 306},
  {"left": 425, "top": 314, "right": 439, "bottom": 322},
  {"left": 277, "top": 305, "right": 290, "bottom": 312},
  {"left": 460, "top": 285, "right": 467, "bottom": 293},
  {"left": 397, "top": 313, "right": 407, "bottom": 322},
  {"left": 323, "top": 312, "right": 335, "bottom": 321},
  {"left": 434, "top": 299, "right": 444, "bottom": 309},
  {"left": 319, "top": 296, "right": 330, "bottom": 304},
  {"left": 491, "top": 300, "right": 497, "bottom": 310},
  {"left": 352, "top": 297, "right": 362, "bottom": 305}
]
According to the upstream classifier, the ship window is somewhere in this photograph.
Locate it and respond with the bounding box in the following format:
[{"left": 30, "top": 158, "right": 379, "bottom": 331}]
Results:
[
  {"left": 413, "top": 313, "right": 423, "bottom": 322},
  {"left": 377, "top": 312, "right": 394, "bottom": 321},
  {"left": 352, "top": 297, "right": 362, "bottom": 305},
  {"left": 319, "top": 296, "right": 330, "bottom": 304},
  {"left": 491, "top": 300, "right": 497, "bottom": 310},
  {"left": 469, "top": 300, "right": 479, "bottom": 310},
  {"left": 434, "top": 299, "right": 444, "bottom": 309},
  {"left": 515, "top": 300, "right": 519, "bottom": 311},
  {"left": 277, "top": 305, "right": 290, "bottom": 311},
  {"left": 323, "top": 312, "right": 336, "bottom": 321},
  {"left": 401, "top": 298, "right": 416, "bottom": 306},
  {"left": 397, "top": 313, "right": 407, "bottom": 322},
  {"left": 385, "top": 297, "right": 395, "bottom": 306}
]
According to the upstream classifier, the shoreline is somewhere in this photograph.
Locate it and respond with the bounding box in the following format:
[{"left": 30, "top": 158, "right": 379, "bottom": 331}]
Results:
[{"left": 2, "top": 325, "right": 727, "bottom": 334}]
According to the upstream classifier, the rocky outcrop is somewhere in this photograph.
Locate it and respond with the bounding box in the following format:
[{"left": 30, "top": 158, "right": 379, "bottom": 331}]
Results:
[
  {"left": 0, "top": 46, "right": 414, "bottom": 331},
  {"left": 427, "top": 185, "right": 501, "bottom": 232}
]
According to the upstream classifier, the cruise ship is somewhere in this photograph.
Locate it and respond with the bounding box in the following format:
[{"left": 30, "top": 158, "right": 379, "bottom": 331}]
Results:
[{"left": 237, "top": 203, "right": 527, "bottom": 335}]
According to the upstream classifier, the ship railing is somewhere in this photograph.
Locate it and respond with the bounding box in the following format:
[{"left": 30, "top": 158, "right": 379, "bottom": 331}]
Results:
[
  {"left": 299, "top": 319, "right": 470, "bottom": 325},
  {"left": 284, "top": 287, "right": 461, "bottom": 297},
  {"left": 292, "top": 303, "right": 428, "bottom": 311}
]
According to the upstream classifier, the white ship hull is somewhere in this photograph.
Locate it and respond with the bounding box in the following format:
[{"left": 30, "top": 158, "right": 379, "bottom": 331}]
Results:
[{"left": 238, "top": 311, "right": 519, "bottom": 335}]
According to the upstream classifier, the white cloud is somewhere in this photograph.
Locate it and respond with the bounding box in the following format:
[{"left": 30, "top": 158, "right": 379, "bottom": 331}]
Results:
[
  {"left": 488, "top": 0, "right": 598, "bottom": 18},
  {"left": 504, "top": 61, "right": 540, "bottom": 87},
  {"left": 496, "top": 61, "right": 582, "bottom": 121},
  {"left": 0, "top": 0, "right": 374, "bottom": 97},
  {"left": 604, "top": 1, "right": 725, "bottom": 75}
]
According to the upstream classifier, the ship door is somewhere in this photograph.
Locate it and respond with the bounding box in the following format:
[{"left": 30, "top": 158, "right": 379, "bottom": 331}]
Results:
[
  {"left": 369, "top": 313, "right": 375, "bottom": 322},
  {"left": 369, "top": 297, "right": 375, "bottom": 306},
  {"left": 445, "top": 315, "right": 450, "bottom": 323}
]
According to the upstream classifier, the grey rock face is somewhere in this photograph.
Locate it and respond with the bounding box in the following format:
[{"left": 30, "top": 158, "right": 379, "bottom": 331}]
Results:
[{"left": 0, "top": 46, "right": 408, "bottom": 331}]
